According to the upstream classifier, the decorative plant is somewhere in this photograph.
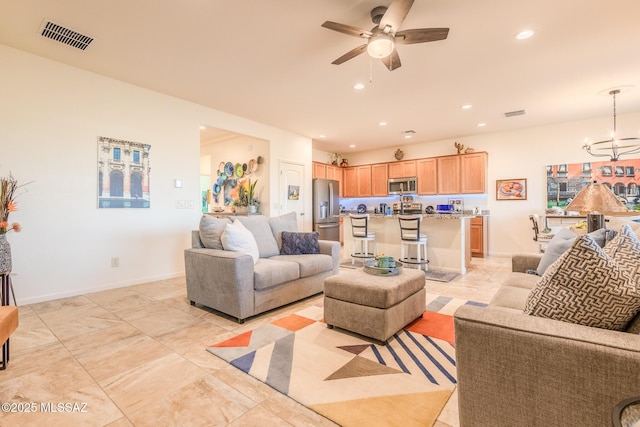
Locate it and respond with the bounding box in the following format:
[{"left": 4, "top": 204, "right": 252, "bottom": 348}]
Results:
[
  {"left": 0, "top": 173, "right": 27, "bottom": 235},
  {"left": 248, "top": 179, "right": 259, "bottom": 206},
  {"left": 234, "top": 184, "right": 249, "bottom": 207}
]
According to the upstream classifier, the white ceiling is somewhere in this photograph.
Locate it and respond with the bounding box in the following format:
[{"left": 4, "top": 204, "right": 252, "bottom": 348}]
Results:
[{"left": 1, "top": 0, "right": 640, "bottom": 154}]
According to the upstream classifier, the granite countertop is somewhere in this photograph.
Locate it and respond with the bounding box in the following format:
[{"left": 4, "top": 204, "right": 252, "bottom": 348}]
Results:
[{"left": 340, "top": 212, "right": 481, "bottom": 219}]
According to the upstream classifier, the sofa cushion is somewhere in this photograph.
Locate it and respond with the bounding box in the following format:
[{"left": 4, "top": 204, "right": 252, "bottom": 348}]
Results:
[
  {"left": 269, "top": 254, "right": 332, "bottom": 278},
  {"left": 536, "top": 227, "right": 613, "bottom": 275},
  {"left": 268, "top": 212, "right": 298, "bottom": 250},
  {"left": 606, "top": 217, "right": 640, "bottom": 239},
  {"left": 253, "top": 258, "right": 300, "bottom": 290},
  {"left": 234, "top": 215, "right": 280, "bottom": 258},
  {"left": 524, "top": 235, "right": 640, "bottom": 330},
  {"left": 220, "top": 220, "right": 260, "bottom": 264},
  {"left": 604, "top": 224, "right": 640, "bottom": 284},
  {"left": 198, "top": 215, "right": 231, "bottom": 250},
  {"left": 280, "top": 231, "right": 320, "bottom": 255}
]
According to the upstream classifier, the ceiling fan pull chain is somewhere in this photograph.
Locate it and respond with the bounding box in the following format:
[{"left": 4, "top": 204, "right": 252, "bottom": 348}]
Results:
[{"left": 369, "top": 57, "right": 374, "bottom": 83}]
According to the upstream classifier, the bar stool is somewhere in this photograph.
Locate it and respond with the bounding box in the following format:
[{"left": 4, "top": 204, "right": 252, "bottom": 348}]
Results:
[
  {"left": 398, "top": 215, "right": 429, "bottom": 271},
  {"left": 349, "top": 214, "right": 376, "bottom": 265}
]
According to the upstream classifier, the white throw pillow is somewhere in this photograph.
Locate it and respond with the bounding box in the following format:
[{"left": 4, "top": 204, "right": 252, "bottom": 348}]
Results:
[{"left": 221, "top": 219, "right": 259, "bottom": 264}]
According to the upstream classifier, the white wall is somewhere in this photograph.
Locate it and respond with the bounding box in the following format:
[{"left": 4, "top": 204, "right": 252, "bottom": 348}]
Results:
[
  {"left": 315, "top": 111, "right": 640, "bottom": 256},
  {"left": 0, "top": 44, "right": 312, "bottom": 304}
]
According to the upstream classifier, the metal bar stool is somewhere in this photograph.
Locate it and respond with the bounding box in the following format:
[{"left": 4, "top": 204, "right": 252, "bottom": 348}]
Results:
[
  {"left": 349, "top": 214, "right": 376, "bottom": 265},
  {"left": 398, "top": 214, "right": 429, "bottom": 271}
]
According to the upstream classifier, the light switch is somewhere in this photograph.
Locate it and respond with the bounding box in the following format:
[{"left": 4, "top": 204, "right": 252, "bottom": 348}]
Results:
[{"left": 174, "top": 179, "right": 182, "bottom": 188}]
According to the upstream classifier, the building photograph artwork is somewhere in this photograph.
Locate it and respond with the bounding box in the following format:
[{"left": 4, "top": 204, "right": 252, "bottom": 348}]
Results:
[
  {"left": 97, "top": 136, "right": 151, "bottom": 208},
  {"left": 546, "top": 158, "right": 640, "bottom": 210}
]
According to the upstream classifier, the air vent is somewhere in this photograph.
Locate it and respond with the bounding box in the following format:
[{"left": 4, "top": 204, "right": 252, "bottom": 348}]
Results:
[
  {"left": 504, "top": 109, "right": 526, "bottom": 118},
  {"left": 39, "top": 21, "right": 93, "bottom": 50}
]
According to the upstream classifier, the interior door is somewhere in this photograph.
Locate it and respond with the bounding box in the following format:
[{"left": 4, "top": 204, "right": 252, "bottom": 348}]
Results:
[{"left": 279, "top": 160, "right": 305, "bottom": 230}]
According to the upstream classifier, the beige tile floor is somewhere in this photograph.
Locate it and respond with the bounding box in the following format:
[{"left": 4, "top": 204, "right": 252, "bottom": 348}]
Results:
[{"left": 0, "top": 254, "right": 510, "bottom": 426}]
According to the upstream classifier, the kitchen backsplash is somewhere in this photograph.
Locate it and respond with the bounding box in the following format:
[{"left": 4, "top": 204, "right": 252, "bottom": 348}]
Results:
[{"left": 340, "top": 194, "right": 489, "bottom": 214}]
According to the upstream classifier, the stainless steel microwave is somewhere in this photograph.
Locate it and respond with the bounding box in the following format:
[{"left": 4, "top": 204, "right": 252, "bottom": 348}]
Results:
[{"left": 388, "top": 177, "right": 417, "bottom": 194}]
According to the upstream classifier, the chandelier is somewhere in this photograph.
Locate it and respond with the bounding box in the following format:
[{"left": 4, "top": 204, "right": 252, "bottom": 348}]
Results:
[{"left": 582, "top": 89, "right": 640, "bottom": 162}]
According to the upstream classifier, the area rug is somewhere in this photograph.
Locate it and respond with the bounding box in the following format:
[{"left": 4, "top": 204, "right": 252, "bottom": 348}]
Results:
[
  {"left": 207, "top": 295, "right": 485, "bottom": 426},
  {"left": 424, "top": 269, "right": 459, "bottom": 283}
]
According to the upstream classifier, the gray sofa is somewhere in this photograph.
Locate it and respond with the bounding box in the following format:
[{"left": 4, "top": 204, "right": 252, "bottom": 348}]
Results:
[
  {"left": 185, "top": 213, "right": 340, "bottom": 323},
  {"left": 454, "top": 252, "right": 640, "bottom": 427}
]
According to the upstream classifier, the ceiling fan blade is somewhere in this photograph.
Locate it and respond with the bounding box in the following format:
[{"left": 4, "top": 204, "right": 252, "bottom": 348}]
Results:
[
  {"left": 395, "top": 28, "right": 450, "bottom": 44},
  {"left": 381, "top": 49, "right": 401, "bottom": 71},
  {"left": 379, "top": 0, "right": 414, "bottom": 33},
  {"left": 331, "top": 44, "right": 367, "bottom": 65},
  {"left": 321, "top": 21, "right": 372, "bottom": 38}
]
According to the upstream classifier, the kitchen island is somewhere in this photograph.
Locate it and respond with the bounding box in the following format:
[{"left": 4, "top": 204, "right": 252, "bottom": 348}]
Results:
[{"left": 342, "top": 213, "right": 474, "bottom": 274}]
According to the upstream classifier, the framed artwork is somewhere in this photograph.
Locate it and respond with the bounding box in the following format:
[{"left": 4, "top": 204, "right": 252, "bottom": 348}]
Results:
[
  {"left": 97, "top": 136, "right": 151, "bottom": 208},
  {"left": 496, "top": 178, "right": 527, "bottom": 200},
  {"left": 288, "top": 185, "right": 300, "bottom": 200}
]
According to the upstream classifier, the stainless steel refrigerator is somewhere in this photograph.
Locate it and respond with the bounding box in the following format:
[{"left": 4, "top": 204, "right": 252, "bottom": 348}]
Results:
[{"left": 313, "top": 178, "right": 340, "bottom": 241}]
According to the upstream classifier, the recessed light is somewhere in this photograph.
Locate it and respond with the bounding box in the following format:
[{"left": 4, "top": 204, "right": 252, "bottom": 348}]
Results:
[
  {"left": 354, "top": 83, "right": 365, "bottom": 90},
  {"left": 319, "top": 134, "right": 326, "bottom": 138},
  {"left": 477, "top": 123, "right": 487, "bottom": 127},
  {"left": 349, "top": 144, "right": 356, "bottom": 148},
  {"left": 404, "top": 135, "right": 412, "bottom": 139},
  {"left": 461, "top": 104, "right": 472, "bottom": 110},
  {"left": 379, "top": 121, "right": 387, "bottom": 126},
  {"left": 199, "top": 126, "right": 205, "bottom": 130},
  {"left": 515, "top": 29, "right": 534, "bottom": 40}
]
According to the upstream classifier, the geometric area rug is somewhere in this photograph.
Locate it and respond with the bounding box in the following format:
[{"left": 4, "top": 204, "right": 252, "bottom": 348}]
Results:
[{"left": 207, "top": 295, "right": 486, "bottom": 427}]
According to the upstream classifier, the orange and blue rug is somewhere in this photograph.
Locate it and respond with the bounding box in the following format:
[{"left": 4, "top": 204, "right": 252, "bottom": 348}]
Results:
[{"left": 207, "top": 295, "right": 485, "bottom": 427}]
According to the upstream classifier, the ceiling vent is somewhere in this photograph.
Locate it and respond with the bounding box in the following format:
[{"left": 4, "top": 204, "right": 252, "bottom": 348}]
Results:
[
  {"left": 504, "top": 109, "right": 526, "bottom": 118},
  {"left": 39, "top": 21, "right": 93, "bottom": 50}
]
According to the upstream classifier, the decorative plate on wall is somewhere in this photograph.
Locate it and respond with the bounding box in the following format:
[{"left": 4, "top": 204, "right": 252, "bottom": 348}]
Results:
[{"left": 225, "top": 162, "right": 234, "bottom": 176}]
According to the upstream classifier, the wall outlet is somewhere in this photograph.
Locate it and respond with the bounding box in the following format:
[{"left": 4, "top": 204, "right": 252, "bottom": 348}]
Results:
[
  {"left": 111, "top": 257, "right": 119, "bottom": 268},
  {"left": 175, "top": 200, "right": 194, "bottom": 209}
]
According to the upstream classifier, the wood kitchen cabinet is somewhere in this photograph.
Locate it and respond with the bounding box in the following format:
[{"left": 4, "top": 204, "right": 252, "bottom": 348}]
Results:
[
  {"left": 326, "top": 165, "right": 343, "bottom": 196},
  {"left": 461, "top": 152, "right": 487, "bottom": 194},
  {"left": 470, "top": 216, "right": 487, "bottom": 257},
  {"left": 356, "top": 165, "right": 372, "bottom": 197},
  {"left": 437, "top": 155, "right": 460, "bottom": 194},
  {"left": 343, "top": 167, "right": 357, "bottom": 197},
  {"left": 417, "top": 158, "right": 438, "bottom": 195},
  {"left": 388, "top": 160, "right": 417, "bottom": 178},
  {"left": 312, "top": 162, "right": 326, "bottom": 179},
  {"left": 371, "top": 163, "right": 388, "bottom": 196}
]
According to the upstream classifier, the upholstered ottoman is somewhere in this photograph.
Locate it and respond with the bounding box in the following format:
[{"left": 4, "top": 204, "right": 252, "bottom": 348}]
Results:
[{"left": 324, "top": 268, "right": 426, "bottom": 343}]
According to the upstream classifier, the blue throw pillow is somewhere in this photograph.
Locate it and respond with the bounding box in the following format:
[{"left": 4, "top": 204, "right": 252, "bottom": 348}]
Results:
[{"left": 280, "top": 231, "right": 320, "bottom": 255}]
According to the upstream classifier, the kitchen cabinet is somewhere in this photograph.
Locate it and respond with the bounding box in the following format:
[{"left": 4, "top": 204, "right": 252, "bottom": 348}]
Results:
[
  {"left": 312, "top": 162, "right": 327, "bottom": 179},
  {"left": 417, "top": 158, "right": 438, "bottom": 195},
  {"left": 356, "top": 165, "right": 372, "bottom": 197},
  {"left": 371, "top": 163, "right": 388, "bottom": 196},
  {"left": 343, "top": 167, "right": 357, "bottom": 198},
  {"left": 326, "top": 165, "right": 343, "bottom": 196},
  {"left": 470, "top": 216, "right": 488, "bottom": 258},
  {"left": 437, "top": 155, "right": 460, "bottom": 194},
  {"left": 461, "top": 152, "right": 487, "bottom": 194},
  {"left": 388, "top": 160, "right": 417, "bottom": 178}
]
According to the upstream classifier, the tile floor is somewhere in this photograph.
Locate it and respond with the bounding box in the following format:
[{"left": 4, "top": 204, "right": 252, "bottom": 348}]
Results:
[{"left": 1, "top": 255, "right": 511, "bottom": 426}]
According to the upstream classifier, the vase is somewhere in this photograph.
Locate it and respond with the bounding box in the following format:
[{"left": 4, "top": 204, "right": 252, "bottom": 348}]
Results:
[
  {"left": 0, "top": 234, "right": 11, "bottom": 273},
  {"left": 249, "top": 205, "right": 258, "bottom": 214}
]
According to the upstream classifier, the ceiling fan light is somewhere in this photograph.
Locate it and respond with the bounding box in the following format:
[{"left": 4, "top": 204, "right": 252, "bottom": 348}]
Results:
[{"left": 367, "top": 34, "right": 394, "bottom": 58}]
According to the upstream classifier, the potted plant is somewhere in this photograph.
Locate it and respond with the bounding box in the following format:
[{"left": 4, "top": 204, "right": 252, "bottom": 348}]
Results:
[{"left": 248, "top": 179, "right": 259, "bottom": 214}]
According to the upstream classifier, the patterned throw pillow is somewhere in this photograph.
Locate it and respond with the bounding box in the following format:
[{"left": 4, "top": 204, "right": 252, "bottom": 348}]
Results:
[
  {"left": 604, "top": 224, "right": 640, "bottom": 285},
  {"left": 524, "top": 234, "right": 640, "bottom": 330},
  {"left": 280, "top": 231, "right": 320, "bottom": 255}
]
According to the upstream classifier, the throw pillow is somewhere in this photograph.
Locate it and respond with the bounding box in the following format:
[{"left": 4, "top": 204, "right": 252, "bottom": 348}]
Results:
[
  {"left": 536, "top": 227, "right": 615, "bottom": 275},
  {"left": 233, "top": 215, "right": 280, "bottom": 258},
  {"left": 198, "top": 215, "right": 231, "bottom": 250},
  {"left": 524, "top": 235, "right": 640, "bottom": 330},
  {"left": 605, "top": 217, "right": 640, "bottom": 240},
  {"left": 280, "top": 231, "right": 320, "bottom": 255},
  {"left": 604, "top": 224, "right": 640, "bottom": 285},
  {"left": 268, "top": 212, "right": 298, "bottom": 250},
  {"left": 220, "top": 219, "right": 260, "bottom": 264}
]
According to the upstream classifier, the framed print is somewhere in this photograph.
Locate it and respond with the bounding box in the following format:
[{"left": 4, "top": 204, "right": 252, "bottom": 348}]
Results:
[
  {"left": 288, "top": 185, "right": 300, "bottom": 200},
  {"left": 496, "top": 178, "right": 527, "bottom": 200}
]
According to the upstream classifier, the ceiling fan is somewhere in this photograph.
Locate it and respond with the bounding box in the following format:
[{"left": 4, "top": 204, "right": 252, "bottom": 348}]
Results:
[{"left": 321, "top": 0, "right": 449, "bottom": 71}]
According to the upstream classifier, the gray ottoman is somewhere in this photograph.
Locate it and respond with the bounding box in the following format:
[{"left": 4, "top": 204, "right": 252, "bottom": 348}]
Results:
[{"left": 324, "top": 268, "right": 426, "bottom": 343}]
